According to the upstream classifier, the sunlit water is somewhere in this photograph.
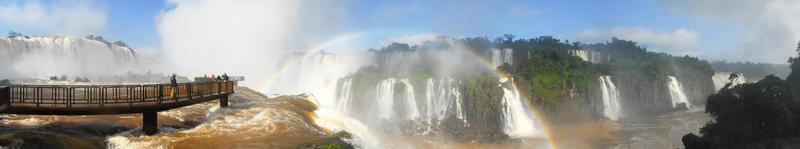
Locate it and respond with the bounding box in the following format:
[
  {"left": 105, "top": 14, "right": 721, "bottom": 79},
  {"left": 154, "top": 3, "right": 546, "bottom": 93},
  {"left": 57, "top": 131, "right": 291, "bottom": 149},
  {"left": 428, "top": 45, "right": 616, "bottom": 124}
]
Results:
[
  {"left": 0, "top": 87, "right": 340, "bottom": 148},
  {"left": 615, "top": 108, "right": 710, "bottom": 149}
]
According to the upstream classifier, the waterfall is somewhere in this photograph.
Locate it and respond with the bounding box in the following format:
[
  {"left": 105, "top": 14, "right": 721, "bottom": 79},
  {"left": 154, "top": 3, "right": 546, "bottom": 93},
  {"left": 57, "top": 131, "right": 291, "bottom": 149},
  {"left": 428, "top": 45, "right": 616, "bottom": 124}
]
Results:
[
  {"left": 423, "top": 78, "right": 466, "bottom": 124},
  {"left": 711, "top": 72, "right": 730, "bottom": 91},
  {"left": 374, "top": 78, "right": 422, "bottom": 120},
  {"left": 265, "top": 51, "right": 371, "bottom": 108},
  {"left": 376, "top": 79, "right": 397, "bottom": 120},
  {"left": 499, "top": 77, "right": 539, "bottom": 137},
  {"left": 666, "top": 76, "right": 691, "bottom": 109},
  {"left": 336, "top": 78, "right": 353, "bottom": 114},
  {"left": 491, "top": 48, "right": 513, "bottom": 67},
  {"left": 399, "top": 79, "right": 420, "bottom": 120},
  {"left": 0, "top": 36, "right": 142, "bottom": 79},
  {"left": 728, "top": 72, "right": 747, "bottom": 87},
  {"left": 569, "top": 49, "right": 604, "bottom": 63},
  {"left": 712, "top": 72, "right": 747, "bottom": 91},
  {"left": 571, "top": 50, "right": 589, "bottom": 62},
  {"left": 599, "top": 76, "right": 622, "bottom": 120}
]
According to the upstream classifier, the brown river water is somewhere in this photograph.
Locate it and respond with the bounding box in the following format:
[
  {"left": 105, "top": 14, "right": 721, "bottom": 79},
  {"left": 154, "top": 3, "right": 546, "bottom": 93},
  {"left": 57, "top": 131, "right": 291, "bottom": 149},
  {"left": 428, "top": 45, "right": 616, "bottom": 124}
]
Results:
[{"left": 0, "top": 87, "right": 710, "bottom": 149}]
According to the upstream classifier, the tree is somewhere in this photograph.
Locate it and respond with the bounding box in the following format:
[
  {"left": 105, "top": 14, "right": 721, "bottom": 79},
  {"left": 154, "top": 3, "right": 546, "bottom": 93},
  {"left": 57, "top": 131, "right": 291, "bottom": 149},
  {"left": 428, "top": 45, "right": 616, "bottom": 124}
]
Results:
[
  {"left": 503, "top": 34, "right": 516, "bottom": 42},
  {"left": 7, "top": 31, "right": 22, "bottom": 38},
  {"left": 113, "top": 41, "right": 129, "bottom": 48},
  {"left": 693, "top": 41, "right": 800, "bottom": 148},
  {"left": 787, "top": 41, "right": 800, "bottom": 94},
  {"left": 701, "top": 75, "right": 799, "bottom": 147}
]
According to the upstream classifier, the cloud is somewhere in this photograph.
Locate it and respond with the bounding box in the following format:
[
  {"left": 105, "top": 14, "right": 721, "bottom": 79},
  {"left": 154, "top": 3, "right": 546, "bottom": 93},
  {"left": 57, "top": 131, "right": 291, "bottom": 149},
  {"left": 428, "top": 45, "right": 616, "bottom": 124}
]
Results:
[
  {"left": 0, "top": 0, "right": 106, "bottom": 35},
  {"left": 158, "top": 0, "right": 350, "bottom": 90},
  {"left": 661, "top": 0, "right": 800, "bottom": 63},
  {"left": 579, "top": 27, "right": 699, "bottom": 56}
]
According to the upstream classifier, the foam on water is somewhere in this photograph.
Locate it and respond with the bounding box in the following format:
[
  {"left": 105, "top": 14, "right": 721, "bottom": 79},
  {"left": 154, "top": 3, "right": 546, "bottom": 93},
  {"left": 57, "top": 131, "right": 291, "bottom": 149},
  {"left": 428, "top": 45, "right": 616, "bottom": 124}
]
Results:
[{"left": 106, "top": 90, "right": 333, "bottom": 148}]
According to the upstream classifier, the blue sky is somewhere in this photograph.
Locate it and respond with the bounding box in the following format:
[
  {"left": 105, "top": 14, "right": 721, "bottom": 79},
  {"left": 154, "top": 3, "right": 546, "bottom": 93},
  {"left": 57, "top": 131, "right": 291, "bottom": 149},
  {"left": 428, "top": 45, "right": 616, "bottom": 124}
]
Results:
[{"left": 1, "top": 0, "right": 798, "bottom": 63}]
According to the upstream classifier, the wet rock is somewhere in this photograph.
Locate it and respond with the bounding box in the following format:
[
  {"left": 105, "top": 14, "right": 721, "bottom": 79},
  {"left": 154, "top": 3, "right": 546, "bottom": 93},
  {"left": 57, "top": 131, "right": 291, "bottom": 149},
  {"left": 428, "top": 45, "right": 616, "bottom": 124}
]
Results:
[
  {"left": 682, "top": 133, "right": 708, "bottom": 149},
  {"left": 674, "top": 103, "right": 689, "bottom": 111}
]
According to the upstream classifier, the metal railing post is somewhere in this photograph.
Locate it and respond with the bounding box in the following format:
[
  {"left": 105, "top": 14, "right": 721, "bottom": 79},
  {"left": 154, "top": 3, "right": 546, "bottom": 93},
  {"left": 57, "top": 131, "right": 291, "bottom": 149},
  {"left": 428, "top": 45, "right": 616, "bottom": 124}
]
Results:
[
  {"left": 158, "top": 84, "right": 163, "bottom": 104},
  {"left": 187, "top": 83, "right": 192, "bottom": 100},
  {"left": 0, "top": 86, "right": 9, "bottom": 108}
]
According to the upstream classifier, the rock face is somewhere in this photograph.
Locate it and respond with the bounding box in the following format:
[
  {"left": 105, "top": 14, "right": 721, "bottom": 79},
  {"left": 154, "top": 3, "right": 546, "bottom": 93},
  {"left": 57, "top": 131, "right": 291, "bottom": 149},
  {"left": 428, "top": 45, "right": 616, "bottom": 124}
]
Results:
[{"left": 682, "top": 133, "right": 709, "bottom": 149}]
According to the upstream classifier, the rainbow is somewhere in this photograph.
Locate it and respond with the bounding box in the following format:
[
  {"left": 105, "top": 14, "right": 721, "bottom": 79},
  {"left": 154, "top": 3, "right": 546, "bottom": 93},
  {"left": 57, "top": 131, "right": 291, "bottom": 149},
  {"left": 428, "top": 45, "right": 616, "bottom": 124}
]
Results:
[
  {"left": 260, "top": 33, "right": 560, "bottom": 148},
  {"left": 456, "top": 41, "right": 558, "bottom": 149},
  {"left": 257, "top": 32, "right": 364, "bottom": 91}
]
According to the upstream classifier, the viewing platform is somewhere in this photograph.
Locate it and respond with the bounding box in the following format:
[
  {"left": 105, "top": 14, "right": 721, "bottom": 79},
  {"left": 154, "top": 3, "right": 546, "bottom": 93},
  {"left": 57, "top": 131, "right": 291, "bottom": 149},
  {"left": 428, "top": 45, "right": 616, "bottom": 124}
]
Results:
[{"left": 0, "top": 81, "right": 236, "bottom": 135}]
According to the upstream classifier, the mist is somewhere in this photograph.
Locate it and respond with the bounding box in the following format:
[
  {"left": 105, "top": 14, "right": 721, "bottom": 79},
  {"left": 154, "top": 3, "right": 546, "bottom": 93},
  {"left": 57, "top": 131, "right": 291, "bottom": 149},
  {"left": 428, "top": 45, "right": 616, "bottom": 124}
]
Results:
[
  {"left": 0, "top": 36, "right": 150, "bottom": 81},
  {"left": 157, "top": 0, "right": 350, "bottom": 90}
]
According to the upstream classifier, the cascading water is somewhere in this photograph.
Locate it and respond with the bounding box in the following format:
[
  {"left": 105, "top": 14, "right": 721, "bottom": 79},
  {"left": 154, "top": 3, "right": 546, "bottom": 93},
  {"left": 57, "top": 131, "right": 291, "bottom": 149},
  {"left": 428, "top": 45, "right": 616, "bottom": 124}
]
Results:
[
  {"left": 374, "top": 78, "right": 422, "bottom": 120},
  {"left": 712, "top": 72, "right": 747, "bottom": 91},
  {"left": 265, "top": 51, "right": 377, "bottom": 147},
  {"left": 423, "top": 78, "right": 466, "bottom": 125},
  {"left": 0, "top": 36, "right": 143, "bottom": 79},
  {"left": 666, "top": 76, "right": 691, "bottom": 109},
  {"left": 336, "top": 78, "right": 353, "bottom": 114},
  {"left": 599, "top": 76, "right": 622, "bottom": 120},
  {"left": 376, "top": 78, "right": 398, "bottom": 120},
  {"left": 711, "top": 72, "right": 731, "bottom": 91},
  {"left": 569, "top": 49, "right": 604, "bottom": 64},
  {"left": 491, "top": 48, "right": 513, "bottom": 67},
  {"left": 499, "top": 77, "right": 540, "bottom": 137},
  {"left": 266, "top": 51, "right": 371, "bottom": 107},
  {"left": 727, "top": 72, "right": 747, "bottom": 87},
  {"left": 399, "top": 79, "right": 421, "bottom": 120}
]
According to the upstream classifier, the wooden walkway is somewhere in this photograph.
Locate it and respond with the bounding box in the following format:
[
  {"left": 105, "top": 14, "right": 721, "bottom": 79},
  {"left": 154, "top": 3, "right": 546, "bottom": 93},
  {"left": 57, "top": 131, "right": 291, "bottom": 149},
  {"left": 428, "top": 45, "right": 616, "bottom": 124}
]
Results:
[{"left": 0, "top": 81, "right": 235, "bottom": 135}]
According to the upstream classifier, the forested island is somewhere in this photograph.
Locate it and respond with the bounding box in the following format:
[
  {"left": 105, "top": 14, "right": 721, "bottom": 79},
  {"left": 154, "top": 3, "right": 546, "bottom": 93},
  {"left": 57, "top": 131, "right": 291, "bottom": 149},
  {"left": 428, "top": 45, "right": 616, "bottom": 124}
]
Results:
[
  {"left": 683, "top": 42, "right": 800, "bottom": 149},
  {"left": 334, "top": 35, "right": 725, "bottom": 143}
]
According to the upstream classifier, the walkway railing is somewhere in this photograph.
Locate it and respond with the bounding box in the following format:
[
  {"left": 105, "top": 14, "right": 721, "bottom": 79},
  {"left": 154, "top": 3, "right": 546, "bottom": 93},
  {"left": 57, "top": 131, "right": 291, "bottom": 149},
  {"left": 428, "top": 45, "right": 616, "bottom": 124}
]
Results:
[
  {"left": 0, "top": 81, "right": 234, "bottom": 114},
  {"left": 0, "top": 81, "right": 236, "bottom": 135}
]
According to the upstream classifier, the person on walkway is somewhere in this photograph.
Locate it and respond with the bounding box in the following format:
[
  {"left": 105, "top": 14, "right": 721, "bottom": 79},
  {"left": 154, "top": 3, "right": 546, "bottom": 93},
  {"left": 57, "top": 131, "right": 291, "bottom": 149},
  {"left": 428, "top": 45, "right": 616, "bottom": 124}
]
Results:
[
  {"left": 170, "top": 73, "right": 178, "bottom": 99},
  {"left": 222, "top": 73, "right": 229, "bottom": 81},
  {"left": 211, "top": 74, "right": 216, "bottom": 82}
]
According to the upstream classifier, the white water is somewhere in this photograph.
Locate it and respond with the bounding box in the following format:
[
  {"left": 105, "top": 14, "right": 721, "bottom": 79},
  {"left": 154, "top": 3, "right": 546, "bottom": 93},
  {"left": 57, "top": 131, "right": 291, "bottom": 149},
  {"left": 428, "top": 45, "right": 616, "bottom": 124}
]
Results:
[
  {"left": 336, "top": 78, "right": 354, "bottom": 115},
  {"left": 711, "top": 72, "right": 730, "bottom": 91},
  {"left": 499, "top": 77, "right": 540, "bottom": 137},
  {"left": 423, "top": 78, "right": 466, "bottom": 125},
  {"left": 374, "top": 78, "right": 421, "bottom": 120},
  {"left": 599, "top": 76, "right": 622, "bottom": 120},
  {"left": 265, "top": 51, "right": 378, "bottom": 147},
  {"left": 569, "top": 49, "right": 603, "bottom": 64},
  {"left": 266, "top": 51, "right": 371, "bottom": 108},
  {"left": 376, "top": 78, "right": 398, "bottom": 120},
  {"left": 0, "top": 36, "right": 145, "bottom": 79},
  {"left": 666, "top": 76, "right": 691, "bottom": 109},
  {"left": 399, "top": 79, "right": 421, "bottom": 120},
  {"left": 491, "top": 48, "right": 513, "bottom": 67},
  {"left": 711, "top": 72, "right": 747, "bottom": 91}
]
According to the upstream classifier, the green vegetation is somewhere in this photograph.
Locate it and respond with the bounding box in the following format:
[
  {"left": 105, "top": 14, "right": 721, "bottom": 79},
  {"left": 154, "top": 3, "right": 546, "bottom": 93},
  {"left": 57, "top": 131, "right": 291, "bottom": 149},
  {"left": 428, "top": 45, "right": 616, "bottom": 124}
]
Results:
[
  {"left": 711, "top": 61, "right": 790, "bottom": 81},
  {"left": 341, "top": 35, "right": 720, "bottom": 140},
  {"left": 688, "top": 41, "right": 800, "bottom": 148},
  {"left": 495, "top": 36, "right": 597, "bottom": 105},
  {"left": 585, "top": 38, "right": 715, "bottom": 114}
]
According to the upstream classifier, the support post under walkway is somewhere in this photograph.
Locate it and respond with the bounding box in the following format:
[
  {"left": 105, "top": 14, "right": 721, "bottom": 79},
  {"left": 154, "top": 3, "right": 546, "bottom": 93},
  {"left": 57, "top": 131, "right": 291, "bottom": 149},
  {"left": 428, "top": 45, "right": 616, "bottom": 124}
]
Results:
[
  {"left": 0, "top": 81, "right": 237, "bottom": 136},
  {"left": 220, "top": 96, "right": 228, "bottom": 107},
  {"left": 143, "top": 111, "right": 158, "bottom": 135}
]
